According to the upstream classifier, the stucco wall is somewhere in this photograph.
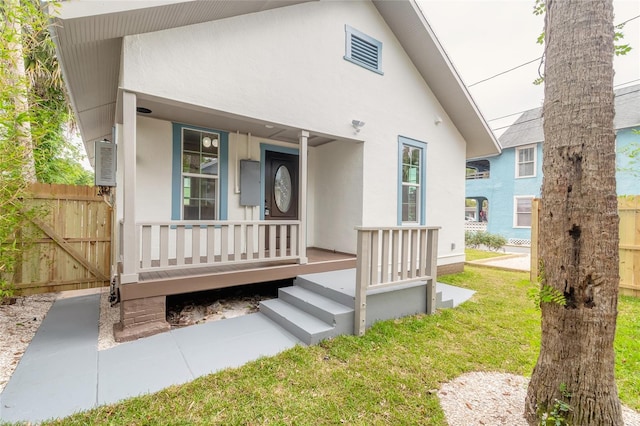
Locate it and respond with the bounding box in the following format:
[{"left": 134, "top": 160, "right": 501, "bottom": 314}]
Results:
[
  {"left": 119, "top": 0, "right": 469, "bottom": 264},
  {"left": 466, "top": 143, "right": 543, "bottom": 241},
  {"left": 313, "top": 141, "right": 363, "bottom": 253}
]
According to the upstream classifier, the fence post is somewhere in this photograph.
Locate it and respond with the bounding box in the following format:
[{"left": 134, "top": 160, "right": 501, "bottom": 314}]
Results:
[{"left": 354, "top": 229, "right": 370, "bottom": 336}]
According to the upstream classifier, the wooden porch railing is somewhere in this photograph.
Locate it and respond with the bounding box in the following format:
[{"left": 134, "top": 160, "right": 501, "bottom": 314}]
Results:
[
  {"left": 354, "top": 226, "right": 440, "bottom": 335},
  {"left": 137, "top": 220, "right": 301, "bottom": 273}
]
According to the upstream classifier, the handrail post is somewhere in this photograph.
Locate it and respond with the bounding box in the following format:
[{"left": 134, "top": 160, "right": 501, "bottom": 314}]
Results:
[
  {"left": 354, "top": 229, "right": 371, "bottom": 336},
  {"left": 426, "top": 228, "right": 439, "bottom": 314}
]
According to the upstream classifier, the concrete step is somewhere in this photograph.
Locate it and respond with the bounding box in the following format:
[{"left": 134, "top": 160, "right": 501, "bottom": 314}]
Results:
[
  {"left": 436, "top": 291, "right": 455, "bottom": 309},
  {"left": 259, "top": 299, "right": 336, "bottom": 345},
  {"left": 278, "top": 286, "right": 354, "bottom": 335},
  {"left": 294, "top": 273, "right": 355, "bottom": 307}
]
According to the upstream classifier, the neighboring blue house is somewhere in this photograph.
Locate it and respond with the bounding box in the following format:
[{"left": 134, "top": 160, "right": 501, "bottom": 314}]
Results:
[{"left": 466, "top": 84, "right": 640, "bottom": 246}]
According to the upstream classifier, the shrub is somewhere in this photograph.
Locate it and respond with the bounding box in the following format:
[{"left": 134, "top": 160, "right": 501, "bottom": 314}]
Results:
[{"left": 465, "top": 231, "right": 507, "bottom": 251}]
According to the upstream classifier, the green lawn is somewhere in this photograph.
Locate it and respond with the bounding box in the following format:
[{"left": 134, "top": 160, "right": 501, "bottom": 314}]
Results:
[
  {"left": 42, "top": 267, "right": 638, "bottom": 425},
  {"left": 464, "top": 248, "right": 512, "bottom": 261}
]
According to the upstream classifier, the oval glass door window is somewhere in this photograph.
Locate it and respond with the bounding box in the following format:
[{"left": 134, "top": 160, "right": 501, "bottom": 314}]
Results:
[{"left": 274, "top": 165, "right": 292, "bottom": 213}]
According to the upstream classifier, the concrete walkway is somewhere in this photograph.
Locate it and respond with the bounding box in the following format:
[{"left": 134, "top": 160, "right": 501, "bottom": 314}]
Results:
[
  {"left": 0, "top": 281, "right": 474, "bottom": 424},
  {"left": 0, "top": 295, "right": 300, "bottom": 424},
  {"left": 467, "top": 253, "right": 531, "bottom": 272}
]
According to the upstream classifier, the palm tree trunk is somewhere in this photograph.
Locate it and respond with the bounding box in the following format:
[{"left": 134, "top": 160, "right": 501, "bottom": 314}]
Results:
[{"left": 524, "top": 0, "right": 622, "bottom": 424}]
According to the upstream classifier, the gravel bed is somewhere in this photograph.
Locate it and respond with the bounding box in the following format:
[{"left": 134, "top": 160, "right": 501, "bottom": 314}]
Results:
[{"left": 438, "top": 371, "right": 640, "bottom": 425}]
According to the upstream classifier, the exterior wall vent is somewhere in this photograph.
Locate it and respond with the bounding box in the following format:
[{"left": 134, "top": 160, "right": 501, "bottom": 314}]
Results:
[{"left": 344, "top": 25, "right": 383, "bottom": 75}]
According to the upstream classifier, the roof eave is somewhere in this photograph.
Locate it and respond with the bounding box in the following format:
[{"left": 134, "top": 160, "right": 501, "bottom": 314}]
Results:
[
  {"left": 51, "top": 0, "right": 502, "bottom": 160},
  {"left": 373, "top": 0, "right": 501, "bottom": 159}
]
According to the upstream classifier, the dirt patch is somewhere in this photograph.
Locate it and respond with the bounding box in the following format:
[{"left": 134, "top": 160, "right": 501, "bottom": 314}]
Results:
[
  {"left": 98, "top": 280, "right": 291, "bottom": 351},
  {"left": 166, "top": 280, "right": 289, "bottom": 327}
]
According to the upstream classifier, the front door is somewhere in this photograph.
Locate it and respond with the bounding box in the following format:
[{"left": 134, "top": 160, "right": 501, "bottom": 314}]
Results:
[{"left": 264, "top": 151, "right": 298, "bottom": 250}]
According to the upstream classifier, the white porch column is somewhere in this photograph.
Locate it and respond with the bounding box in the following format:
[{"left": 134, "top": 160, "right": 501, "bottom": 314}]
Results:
[
  {"left": 120, "top": 91, "right": 139, "bottom": 283},
  {"left": 298, "top": 130, "right": 309, "bottom": 264}
]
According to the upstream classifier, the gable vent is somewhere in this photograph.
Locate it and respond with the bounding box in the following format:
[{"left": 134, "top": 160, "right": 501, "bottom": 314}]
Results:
[
  {"left": 344, "top": 25, "right": 383, "bottom": 75},
  {"left": 351, "top": 35, "right": 379, "bottom": 69}
]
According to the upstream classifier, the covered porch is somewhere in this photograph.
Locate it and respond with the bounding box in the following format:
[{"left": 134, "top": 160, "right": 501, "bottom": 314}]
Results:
[
  {"left": 116, "top": 91, "right": 364, "bottom": 284},
  {"left": 113, "top": 91, "right": 368, "bottom": 341}
]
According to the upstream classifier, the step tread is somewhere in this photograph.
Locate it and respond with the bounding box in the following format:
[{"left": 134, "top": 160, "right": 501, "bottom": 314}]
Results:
[
  {"left": 260, "top": 299, "right": 334, "bottom": 334},
  {"left": 281, "top": 286, "right": 353, "bottom": 314},
  {"left": 294, "top": 277, "right": 355, "bottom": 307}
]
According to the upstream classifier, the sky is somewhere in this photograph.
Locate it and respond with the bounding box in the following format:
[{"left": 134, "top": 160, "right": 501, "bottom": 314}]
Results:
[{"left": 418, "top": 0, "right": 640, "bottom": 136}]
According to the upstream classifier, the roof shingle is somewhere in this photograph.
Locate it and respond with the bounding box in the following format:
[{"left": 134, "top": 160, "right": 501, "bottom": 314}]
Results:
[{"left": 498, "top": 84, "right": 640, "bottom": 149}]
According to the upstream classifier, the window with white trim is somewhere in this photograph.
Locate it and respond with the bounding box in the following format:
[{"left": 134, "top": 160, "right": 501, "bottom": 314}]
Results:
[
  {"left": 516, "top": 145, "right": 536, "bottom": 178},
  {"left": 514, "top": 196, "right": 533, "bottom": 227},
  {"left": 182, "top": 128, "right": 219, "bottom": 220},
  {"left": 344, "top": 25, "right": 383, "bottom": 75}
]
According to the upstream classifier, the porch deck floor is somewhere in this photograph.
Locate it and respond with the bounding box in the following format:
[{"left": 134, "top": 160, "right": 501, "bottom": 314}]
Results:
[
  {"left": 138, "top": 248, "right": 355, "bottom": 282},
  {"left": 125, "top": 248, "right": 357, "bottom": 300}
]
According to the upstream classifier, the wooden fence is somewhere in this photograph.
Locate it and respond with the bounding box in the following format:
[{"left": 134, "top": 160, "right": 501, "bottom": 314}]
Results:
[
  {"left": 531, "top": 197, "right": 640, "bottom": 297},
  {"left": 10, "top": 183, "right": 112, "bottom": 295},
  {"left": 619, "top": 196, "right": 640, "bottom": 297}
]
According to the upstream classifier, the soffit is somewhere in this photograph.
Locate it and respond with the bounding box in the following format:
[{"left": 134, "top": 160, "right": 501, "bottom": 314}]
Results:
[{"left": 50, "top": 0, "right": 314, "bottom": 151}]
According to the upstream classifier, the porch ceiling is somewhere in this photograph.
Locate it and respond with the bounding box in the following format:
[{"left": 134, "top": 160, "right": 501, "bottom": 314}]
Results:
[{"left": 133, "top": 93, "right": 343, "bottom": 147}]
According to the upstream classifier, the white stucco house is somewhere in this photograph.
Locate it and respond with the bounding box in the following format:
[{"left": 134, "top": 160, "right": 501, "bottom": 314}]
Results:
[{"left": 49, "top": 0, "right": 499, "bottom": 341}]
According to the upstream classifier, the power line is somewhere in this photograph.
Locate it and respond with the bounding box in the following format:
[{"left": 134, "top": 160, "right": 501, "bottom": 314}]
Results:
[
  {"left": 468, "top": 57, "right": 541, "bottom": 87},
  {"left": 492, "top": 117, "right": 540, "bottom": 132},
  {"left": 617, "top": 14, "right": 640, "bottom": 26},
  {"left": 488, "top": 109, "right": 539, "bottom": 123},
  {"left": 468, "top": 15, "right": 640, "bottom": 88},
  {"left": 490, "top": 88, "right": 640, "bottom": 132},
  {"left": 486, "top": 79, "right": 640, "bottom": 123}
]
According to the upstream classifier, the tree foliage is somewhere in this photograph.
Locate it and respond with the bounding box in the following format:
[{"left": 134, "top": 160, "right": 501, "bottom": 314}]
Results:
[
  {"left": 1, "top": 0, "right": 92, "bottom": 297},
  {"left": 531, "top": 0, "right": 632, "bottom": 85},
  {"left": 1, "top": 0, "right": 93, "bottom": 185}
]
